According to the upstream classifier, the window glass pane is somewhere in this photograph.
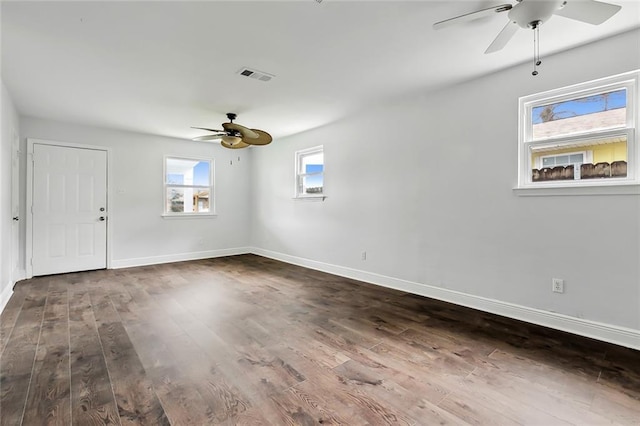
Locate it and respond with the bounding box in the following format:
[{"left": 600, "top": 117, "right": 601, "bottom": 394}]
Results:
[
  {"left": 569, "top": 154, "right": 584, "bottom": 163},
  {"left": 167, "top": 187, "right": 184, "bottom": 212},
  {"left": 532, "top": 89, "right": 626, "bottom": 140},
  {"left": 542, "top": 157, "right": 555, "bottom": 167},
  {"left": 306, "top": 163, "right": 324, "bottom": 174},
  {"left": 531, "top": 135, "right": 627, "bottom": 182},
  {"left": 166, "top": 187, "right": 210, "bottom": 213},
  {"left": 167, "top": 173, "right": 183, "bottom": 185},
  {"left": 194, "top": 189, "right": 210, "bottom": 212},
  {"left": 302, "top": 174, "right": 323, "bottom": 194},
  {"left": 166, "top": 158, "right": 210, "bottom": 186}
]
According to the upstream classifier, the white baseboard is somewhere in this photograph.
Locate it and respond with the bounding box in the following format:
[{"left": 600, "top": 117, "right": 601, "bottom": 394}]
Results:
[
  {"left": 249, "top": 247, "right": 640, "bottom": 351},
  {"left": 111, "top": 247, "right": 251, "bottom": 269},
  {"left": 0, "top": 269, "right": 27, "bottom": 315},
  {"left": 0, "top": 282, "right": 13, "bottom": 315}
]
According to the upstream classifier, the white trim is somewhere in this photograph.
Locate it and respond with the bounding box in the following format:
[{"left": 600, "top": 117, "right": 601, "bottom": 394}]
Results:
[
  {"left": 161, "top": 213, "right": 218, "bottom": 219},
  {"left": 292, "top": 196, "right": 327, "bottom": 201},
  {"left": 249, "top": 247, "right": 640, "bottom": 350},
  {"left": 514, "top": 182, "right": 640, "bottom": 196},
  {"left": 2, "top": 271, "right": 26, "bottom": 315},
  {"left": 11, "top": 128, "right": 20, "bottom": 289},
  {"left": 0, "top": 282, "right": 14, "bottom": 315},
  {"left": 111, "top": 247, "right": 250, "bottom": 269},
  {"left": 26, "top": 138, "right": 112, "bottom": 279}
]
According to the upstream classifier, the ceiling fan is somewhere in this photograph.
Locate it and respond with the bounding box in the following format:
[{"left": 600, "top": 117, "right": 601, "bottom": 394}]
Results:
[
  {"left": 433, "top": 0, "right": 621, "bottom": 74},
  {"left": 192, "top": 113, "right": 272, "bottom": 149}
]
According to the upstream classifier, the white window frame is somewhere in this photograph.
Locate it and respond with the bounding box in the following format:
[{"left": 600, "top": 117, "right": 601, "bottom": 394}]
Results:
[
  {"left": 517, "top": 70, "right": 639, "bottom": 192},
  {"left": 294, "top": 145, "right": 325, "bottom": 199},
  {"left": 163, "top": 156, "right": 215, "bottom": 217}
]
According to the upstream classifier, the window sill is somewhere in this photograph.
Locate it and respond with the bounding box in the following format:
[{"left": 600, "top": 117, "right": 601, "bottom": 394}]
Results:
[
  {"left": 293, "top": 195, "right": 327, "bottom": 201},
  {"left": 161, "top": 213, "right": 217, "bottom": 219},
  {"left": 514, "top": 182, "right": 640, "bottom": 196}
]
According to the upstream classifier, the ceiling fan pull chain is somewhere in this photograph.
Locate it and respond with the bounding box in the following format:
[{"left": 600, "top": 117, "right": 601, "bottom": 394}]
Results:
[
  {"left": 536, "top": 25, "right": 542, "bottom": 67},
  {"left": 532, "top": 24, "right": 541, "bottom": 76},
  {"left": 532, "top": 28, "right": 537, "bottom": 76}
]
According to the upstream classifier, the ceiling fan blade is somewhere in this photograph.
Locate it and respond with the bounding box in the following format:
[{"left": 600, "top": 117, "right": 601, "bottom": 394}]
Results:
[
  {"left": 192, "top": 134, "right": 225, "bottom": 141},
  {"left": 191, "top": 126, "right": 225, "bottom": 133},
  {"left": 554, "top": 0, "right": 621, "bottom": 25},
  {"left": 433, "top": 4, "right": 512, "bottom": 30},
  {"left": 485, "top": 20, "right": 519, "bottom": 54},
  {"left": 221, "top": 139, "right": 250, "bottom": 149},
  {"left": 222, "top": 122, "right": 259, "bottom": 139},
  {"left": 242, "top": 129, "right": 272, "bottom": 146}
]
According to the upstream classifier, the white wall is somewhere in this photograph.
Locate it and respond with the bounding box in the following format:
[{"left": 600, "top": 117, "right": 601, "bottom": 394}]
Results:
[
  {"left": 19, "top": 117, "right": 252, "bottom": 269},
  {"left": 251, "top": 30, "right": 640, "bottom": 342},
  {"left": 1, "top": 80, "right": 20, "bottom": 310}
]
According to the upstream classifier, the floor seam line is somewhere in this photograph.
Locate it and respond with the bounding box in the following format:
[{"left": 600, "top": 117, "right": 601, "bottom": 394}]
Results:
[
  {"left": 18, "top": 285, "right": 50, "bottom": 426},
  {"left": 88, "top": 289, "right": 124, "bottom": 426}
]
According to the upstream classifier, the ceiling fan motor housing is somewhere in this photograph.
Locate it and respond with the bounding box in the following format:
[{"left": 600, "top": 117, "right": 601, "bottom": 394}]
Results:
[{"left": 508, "top": 0, "right": 565, "bottom": 28}]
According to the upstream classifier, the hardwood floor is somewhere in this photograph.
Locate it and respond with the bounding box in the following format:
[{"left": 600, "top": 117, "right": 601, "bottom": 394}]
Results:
[{"left": 1, "top": 254, "right": 639, "bottom": 425}]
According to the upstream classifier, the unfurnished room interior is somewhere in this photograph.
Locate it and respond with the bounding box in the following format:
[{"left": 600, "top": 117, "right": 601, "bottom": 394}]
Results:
[{"left": 1, "top": 1, "right": 639, "bottom": 424}]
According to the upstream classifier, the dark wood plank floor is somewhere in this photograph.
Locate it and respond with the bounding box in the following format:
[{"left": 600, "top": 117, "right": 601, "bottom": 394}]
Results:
[{"left": 1, "top": 254, "right": 639, "bottom": 425}]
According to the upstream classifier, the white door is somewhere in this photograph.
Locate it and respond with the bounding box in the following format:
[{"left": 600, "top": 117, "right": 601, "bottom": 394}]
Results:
[{"left": 32, "top": 144, "right": 107, "bottom": 276}]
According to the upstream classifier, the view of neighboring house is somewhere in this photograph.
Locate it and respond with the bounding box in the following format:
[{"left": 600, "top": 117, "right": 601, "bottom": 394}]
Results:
[{"left": 531, "top": 107, "right": 628, "bottom": 180}]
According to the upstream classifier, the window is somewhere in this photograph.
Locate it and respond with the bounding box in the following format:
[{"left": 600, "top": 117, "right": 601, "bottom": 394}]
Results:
[
  {"left": 540, "top": 152, "right": 585, "bottom": 168},
  {"left": 536, "top": 151, "right": 591, "bottom": 180},
  {"left": 164, "top": 157, "right": 214, "bottom": 215},
  {"left": 295, "top": 146, "right": 324, "bottom": 198},
  {"left": 518, "top": 70, "right": 638, "bottom": 189}
]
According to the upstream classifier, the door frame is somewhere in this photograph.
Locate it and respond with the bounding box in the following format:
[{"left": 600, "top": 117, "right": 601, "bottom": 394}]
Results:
[
  {"left": 11, "top": 128, "right": 22, "bottom": 283},
  {"left": 26, "top": 138, "right": 112, "bottom": 278}
]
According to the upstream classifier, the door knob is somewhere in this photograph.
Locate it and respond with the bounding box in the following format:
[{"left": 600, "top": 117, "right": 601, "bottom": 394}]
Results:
[
  {"left": 99, "top": 216, "right": 105, "bottom": 221},
  {"left": 12, "top": 216, "right": 19, "bottom": 221},
  {"left": 100, "top": 207, "right": 105, "bottom": 212}
]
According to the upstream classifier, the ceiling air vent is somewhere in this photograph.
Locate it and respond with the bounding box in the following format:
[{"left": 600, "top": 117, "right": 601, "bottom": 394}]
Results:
[{"left": 237, "top": 67, "right": 275, "bottom": 82}]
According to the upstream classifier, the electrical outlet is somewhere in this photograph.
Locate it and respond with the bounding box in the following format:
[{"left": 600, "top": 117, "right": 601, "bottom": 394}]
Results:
[
  {"left": 552, "top": 278, "right": 564, "bottom": 293},
  {"left": 361, "top": 251, "right": 367, "bottom": 261}
]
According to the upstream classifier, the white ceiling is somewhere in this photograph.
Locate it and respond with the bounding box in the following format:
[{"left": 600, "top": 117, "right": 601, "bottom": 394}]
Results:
[{"left": 2, "top": 1, "right": 639, "bottom": 141}]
